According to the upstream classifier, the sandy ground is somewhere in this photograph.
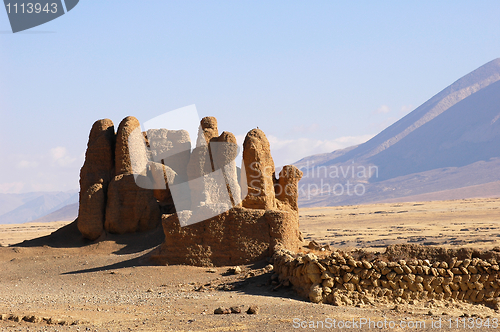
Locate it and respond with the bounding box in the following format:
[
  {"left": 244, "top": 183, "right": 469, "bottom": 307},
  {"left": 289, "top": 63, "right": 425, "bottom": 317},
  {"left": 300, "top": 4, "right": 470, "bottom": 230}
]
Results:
[
  {"left": 300, "top": 197, "right": 500, "bottom": 251},
  {"left": 0, "top": 198, "right": 499, "bottom": 331},
  {"left": 0, "top": 221, "right": 73, "bottom": 247}
]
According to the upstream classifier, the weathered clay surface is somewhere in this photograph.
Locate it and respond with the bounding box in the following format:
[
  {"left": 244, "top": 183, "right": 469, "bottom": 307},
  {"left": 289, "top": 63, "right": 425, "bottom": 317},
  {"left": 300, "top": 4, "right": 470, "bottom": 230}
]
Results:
[
  {"left": 104, "top": 116, "right": 161, "bottom": 234},
  {"left": 156, "top": 207, "right": 301, "bottom": 267},
  {"left": 77, "top": 119, "right": 115, "bottom": 240},
  {"left": 186, "top": 123, "right": 236, "bottom": 214},
  {"left": 211, "top": 131, "right": 241, "bottom": 206},
  {"left": 78, "top": 182, "right": 107, "bottom": 240},
  {"left": 186, "top": 145, "right": 225, "bottom": 215},
  {"left": 276, "top": 165, "right": 303, "bottom": 212},
  {"left": 114, "top": 116, "right": 148, "bottom": 176},
  {"left": 150, "top": 161, "right": 177, "bottom": 214},
  {"left": 156, "top": 119, "right": 303, "bottom": 266},
  {"left": 105, "top": 174, "right": 161, "bottom": 234},
  {"left": 146, "top": 129, "right": 191, "bottom": 183},
  {"left": 200, "top": 116, "right": 218, "bottom": 145},
  {"left": 78, "top": 115, "right": 303, "bottom": 268},
  {"left": 241, "top": 129, "right": 276, "bottom": 210}
]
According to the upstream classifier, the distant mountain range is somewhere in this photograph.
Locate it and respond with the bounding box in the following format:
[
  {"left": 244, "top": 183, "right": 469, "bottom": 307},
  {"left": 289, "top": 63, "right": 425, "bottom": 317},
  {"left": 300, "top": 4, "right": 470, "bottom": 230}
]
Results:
[
  {"left": 296, "top": 58, "right": 500, "bottom": 207},
  {"left": 0, "top": 191, "right": 78, "bottom": 224}
]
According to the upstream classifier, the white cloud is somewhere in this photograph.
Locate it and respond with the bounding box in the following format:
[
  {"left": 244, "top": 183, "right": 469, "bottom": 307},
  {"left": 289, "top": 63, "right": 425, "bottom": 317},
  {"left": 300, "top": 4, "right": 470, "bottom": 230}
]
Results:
[
  {"left": 17, "top": 160, "right": 39, "bottom": 169},
  {"left": 50, "top": 146, "right": 77, "bottom": 167},
  {"left": 0, "top": 182, "right": 25, "bottom": 194},
  {"left": 0, "top": 147, "right": 83, "bottom": 194},
  {"left": 374, "top": 105, "right": 391, "bottom": 114},
  {"left": 50, "top": 146, "right": 67, "bottom": 160},
  {"left": 235, "top": 134, "right": 373, "bottom": 167},
  {"left": 267, "top": 135, "right": 373, "bottom": 166}
]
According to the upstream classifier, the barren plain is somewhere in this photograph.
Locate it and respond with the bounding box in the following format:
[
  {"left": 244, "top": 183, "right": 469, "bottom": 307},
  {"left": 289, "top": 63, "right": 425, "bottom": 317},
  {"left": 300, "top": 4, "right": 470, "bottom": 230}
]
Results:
[{"left": 1, "top": 197, "right": 500, "bottom": 331}]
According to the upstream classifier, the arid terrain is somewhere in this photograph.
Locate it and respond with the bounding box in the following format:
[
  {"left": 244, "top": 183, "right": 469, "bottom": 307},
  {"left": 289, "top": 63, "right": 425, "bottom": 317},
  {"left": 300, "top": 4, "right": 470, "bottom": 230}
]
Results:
[
  {"left": 300, "top": 197, "right": 500, "bottom": 251},
  {"left": 0, "top": 221, "right": 73, "bottom": 247},
  {"left": 1, "top": 198, "right": 500, "bottom": 331}
]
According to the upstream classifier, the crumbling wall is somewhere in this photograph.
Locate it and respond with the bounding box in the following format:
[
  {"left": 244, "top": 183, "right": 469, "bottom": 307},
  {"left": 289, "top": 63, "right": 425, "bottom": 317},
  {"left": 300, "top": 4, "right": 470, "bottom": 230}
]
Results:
[
  {"left": 272, "top": 244, "right": 500, "bottom": 308},
  {"left": 78, "top": 115, "right": 304, "bottom": 267},
  {"left": 77, "top": 119, "right": 115, "bottom": 240},
  {"left": 156, "top": 118, "right": 304, "bottom": 266},
  {"left": 77, "top": 116, "right": 166, "bottom": 240},
  {"left": 156, "top": 207, "right": 300, "bottom": 266}
]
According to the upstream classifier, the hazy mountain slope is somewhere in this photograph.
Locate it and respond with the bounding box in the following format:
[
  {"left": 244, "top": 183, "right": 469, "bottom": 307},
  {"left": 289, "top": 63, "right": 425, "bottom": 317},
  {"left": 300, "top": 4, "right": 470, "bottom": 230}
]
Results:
[
  {"left": 377, "top": 180, "right": 500, "bottom": 203},
  {"left": 0, "top": 192, "right": 45, "bottom": 216},
  {"left": 298, "top": 158, "right": 500, "bottom": 207},
  {"left": 30, "top": 202, "right": 78, "bottom": 223},
  {"left": 296, "top": 58, "right": 500, "bottom": 207},
  {"left": 370, "top": 79, "right": 500, "bottom": 181},
  {"left": 323, "top": 58, "right": 500, "bottom": 166},
  {"left": 0, "top": 192, "right": 78, "bottom": 224},
  {"left": 294, "top": 144, "right": 359, "bottom": 170}
]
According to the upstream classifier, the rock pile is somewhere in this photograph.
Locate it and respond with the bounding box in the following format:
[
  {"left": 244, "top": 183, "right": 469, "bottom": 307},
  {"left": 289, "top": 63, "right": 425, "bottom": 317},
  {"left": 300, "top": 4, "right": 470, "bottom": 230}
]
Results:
[
  {"left": 0, "top": 313, "right": 85, "bottom": 326},
  {"left": 272, "top": 244, "right": 500, "bottom": 308}
]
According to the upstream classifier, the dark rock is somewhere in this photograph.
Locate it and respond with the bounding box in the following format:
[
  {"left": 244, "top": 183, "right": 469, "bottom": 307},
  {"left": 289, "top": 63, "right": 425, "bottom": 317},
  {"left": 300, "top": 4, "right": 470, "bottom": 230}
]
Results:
[
  {"left": 214, "top": 307, "right": 231, "bottom": 314},
  {"left": 246, "top": 305, "right": 259, "bottom": 314},
  {"left": 230, "top": 306, "right": 242, "bottom": 314}
]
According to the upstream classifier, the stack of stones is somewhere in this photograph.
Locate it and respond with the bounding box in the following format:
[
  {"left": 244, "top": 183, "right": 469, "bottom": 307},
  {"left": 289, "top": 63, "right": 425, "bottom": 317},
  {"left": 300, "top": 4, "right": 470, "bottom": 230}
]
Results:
[{"left": 273, "top": 248, "right": 500, "bottom": 308}]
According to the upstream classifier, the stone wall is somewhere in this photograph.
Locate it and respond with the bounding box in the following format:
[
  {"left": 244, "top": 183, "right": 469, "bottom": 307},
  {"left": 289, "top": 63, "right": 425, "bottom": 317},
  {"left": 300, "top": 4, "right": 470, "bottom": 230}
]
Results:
[{"left": 272, "top": 244, "right": 500, "bottom": 308}]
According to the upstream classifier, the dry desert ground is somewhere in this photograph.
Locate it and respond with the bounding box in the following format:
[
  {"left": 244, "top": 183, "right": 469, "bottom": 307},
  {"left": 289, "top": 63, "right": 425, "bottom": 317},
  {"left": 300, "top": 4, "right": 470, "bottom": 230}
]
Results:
[{"left": 1, "top": 197, "right": 500, "bottom": 331}]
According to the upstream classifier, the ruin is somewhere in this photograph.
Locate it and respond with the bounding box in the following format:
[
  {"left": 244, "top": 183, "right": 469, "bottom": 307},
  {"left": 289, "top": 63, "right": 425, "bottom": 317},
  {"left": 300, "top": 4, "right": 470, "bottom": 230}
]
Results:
[
  {"left": 78, "top": 117, "right": 161, "bottom": 240},
  {"left": 77, "top": 115, "right": 304, "bottom": 266}
]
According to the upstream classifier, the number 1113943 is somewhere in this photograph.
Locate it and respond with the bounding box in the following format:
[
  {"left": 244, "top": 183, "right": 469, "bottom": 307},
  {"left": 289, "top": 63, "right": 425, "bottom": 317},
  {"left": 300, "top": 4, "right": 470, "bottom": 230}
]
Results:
[{"left": 5, "top": 3, "right": 58, "bottom": 14}]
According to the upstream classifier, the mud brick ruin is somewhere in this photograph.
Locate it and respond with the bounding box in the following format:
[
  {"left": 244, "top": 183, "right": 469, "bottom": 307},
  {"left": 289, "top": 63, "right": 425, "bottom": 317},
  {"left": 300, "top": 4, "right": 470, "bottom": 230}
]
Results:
[{"left": 77, "top": 115, "right": 304, "bottom": 266}]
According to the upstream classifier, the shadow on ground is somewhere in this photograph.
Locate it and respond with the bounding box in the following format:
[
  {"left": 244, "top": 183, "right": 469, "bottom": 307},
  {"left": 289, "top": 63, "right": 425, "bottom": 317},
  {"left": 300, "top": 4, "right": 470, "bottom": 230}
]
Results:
[
  {"left": 61, "top": 251, "right": 155, "bottom": 275},
  {"left": 11, "top": 219, "right": 165, "bottom": 255},
  {"left": 8, "top": 219, "right": 308, "bottom": 302},
  {"left": 214, "top": 260, "right": 306, "bottom": 302}
]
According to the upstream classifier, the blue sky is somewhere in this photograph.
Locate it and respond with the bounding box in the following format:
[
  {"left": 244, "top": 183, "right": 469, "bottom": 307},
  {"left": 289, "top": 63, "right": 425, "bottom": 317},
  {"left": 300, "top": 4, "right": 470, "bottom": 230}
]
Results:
[{"left": 1, "top": 1, "right": 500, "bottom": 193}]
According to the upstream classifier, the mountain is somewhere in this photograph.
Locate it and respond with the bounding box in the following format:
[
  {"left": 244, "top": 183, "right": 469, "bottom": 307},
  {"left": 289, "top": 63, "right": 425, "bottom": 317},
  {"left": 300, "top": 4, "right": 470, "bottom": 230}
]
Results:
[
  {"left": 0, "top": 192, "right": 78, "bottom": 224},
  {"left": 30, "top": 202, "right": 78, "bottom": 223},
  {"left": 0, "top": 192, "right": 46, "bottom": 216},
  {"left": 296, "top": 58, "right": 500, "bottom": 207}
]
